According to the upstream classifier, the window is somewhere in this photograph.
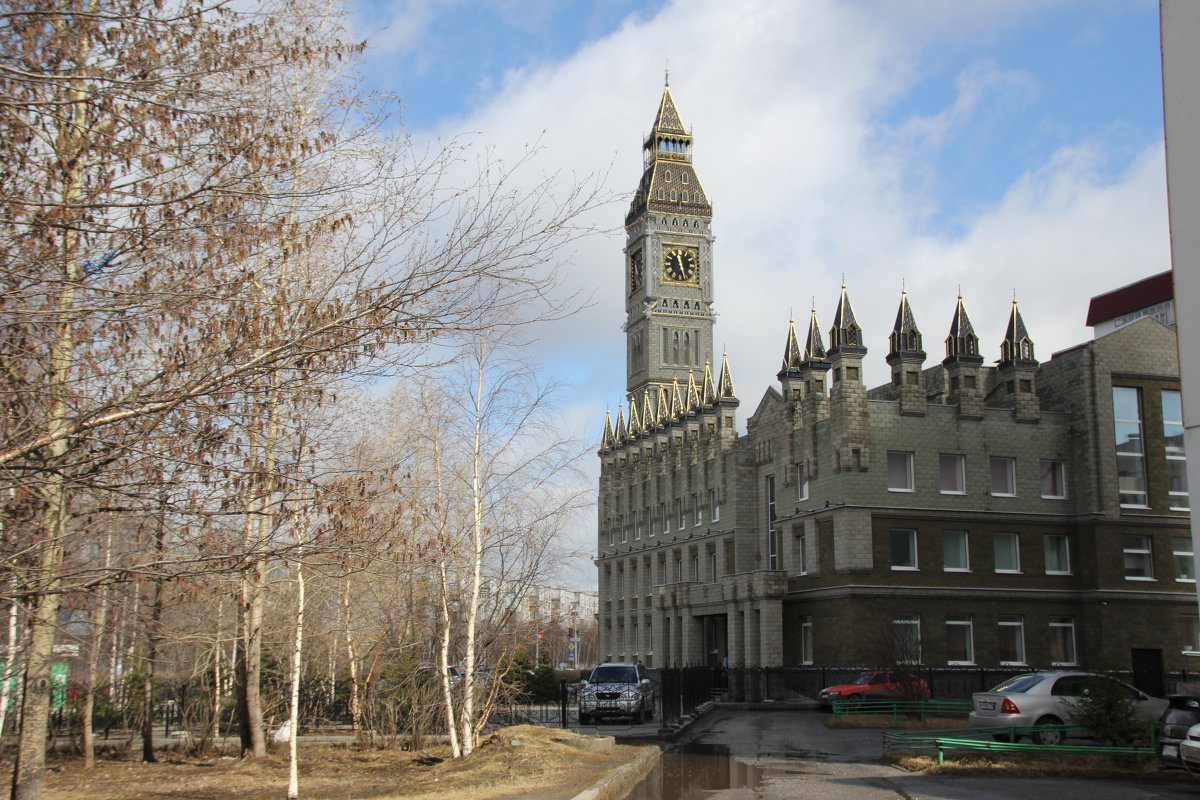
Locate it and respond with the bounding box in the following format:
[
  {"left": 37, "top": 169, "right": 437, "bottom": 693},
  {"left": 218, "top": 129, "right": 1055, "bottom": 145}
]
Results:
[
  {"left": 946, "top": 615, "right": 974, "bottom": 665},
  {"left": 798, "top": 475, "right": 809, "bottom": 502},
  {"left": 796, "top": 532, "right": 808, "bottom": 574},
  {"left": 661, "top": 502, "right": 669, "bottom": 534},
  {"left": 890, "top": 528, "right": 918, "bottom": 570},
  {"left": 990, "top": 457, "right": 1016, "bottom": 496},
  {"left": 1185, "top": 615, "right": 1200, "bottom": 652},
  {"left": 691, "top": 552, "right": 700, "bottom": 581},
  {"left": 1044, "top": 535, "right": 1071, "bottom": 575},
  {"left": 676, "top": 498, "right": 685, "bottom": 530},
  {"left": 768, "top": 529, "right": 779, "bottom": 570},
  {"left": 994, "top": 532, "right": 1020, "bottom": 573},
  {"left": 709, "top": 488, "right": 719, "bottom": 522},
  {"left": 709, "top": 550, "right": 717, "bottom": 581},
  {"left": 1123, "top": 534, "right": 1155, "bottom": 580},
  {"left": 673, "top": 554, "right": 682, "bottom": 582},
  {"left": 943, "top": 531, "right": 969, "bottom": 571},
  {"left": 766, "top": 476, "right": 777, "bottom": 521},
  {"left": 1164, "top": 390, "right": 1190, "bottom": 510},
  {"left": 893, "top": 614, "right": 921, "bottom": 663},
  {"left": 1049, "top": 617, "right": 1077, "bottom": 665},
  {"left": 693, "top": 493, "right": 702, "bottom": 526},
  {"left": 997, "top": 615, "right": 1026, "bottom": 665},
  {"left": 1174, "top": 536, "right": 1195, "bottom": 582},
  {"left": 888, "top": 451, "right": 915, "bottom": 492},
  {"left": 800, "top": 617, "right": 813, "bottom": 665},
  {"left": 939, "top": 454, "right": 965, "bottom": 494},
  {"left": 1040, "top": 460, "right": 1066, "bottom": 499},
  {"left": 1114, "top": 387, "right": 1148, "bottom": 507},
  {"left": 635, "top": 510, "right": 642, "bottom": 540}
]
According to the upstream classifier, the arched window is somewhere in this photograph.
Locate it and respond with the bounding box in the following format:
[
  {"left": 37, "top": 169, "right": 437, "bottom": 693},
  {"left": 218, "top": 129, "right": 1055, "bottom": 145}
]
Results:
[
  {"left": 670, "top": 190, "right": 677, "bottom": 201},
  {"left": 682, "top": 191, "right": 689, "bottom": 202},
  {"left": 664, "top": 170, "right": 672, "bottom": 182}
]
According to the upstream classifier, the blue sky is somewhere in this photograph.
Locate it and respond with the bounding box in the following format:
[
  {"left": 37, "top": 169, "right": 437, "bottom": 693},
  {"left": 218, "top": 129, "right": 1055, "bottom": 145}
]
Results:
[{"left": 350, "top": 0, "right": 1170, "bottom": 585}]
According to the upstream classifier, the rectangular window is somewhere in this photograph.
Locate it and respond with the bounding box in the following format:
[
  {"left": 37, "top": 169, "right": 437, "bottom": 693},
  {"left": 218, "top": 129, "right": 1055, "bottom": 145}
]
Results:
[
  {"left": 994, "top": 532, "right": 1020, "bottom": 573},
  {"left": 674, "top": 555, "right": 682, "bottom": 582},
  {"left": 709, "top": 488, "right": 719, "bottom": 522},
  {"left": 768, "top": 529, "right": 779, "bottom": 570},
  {"left": 676, "top": 498, "right": 685, "bottom": 530},
  {"left": 888, "top": 451, "right": 915, "bottom": 492},
  {"left": 1174, "top": 536, "right": 1195, "bottom": 582},
  {"left": 1049, "top": 617, "right": 1077, "bottom": 665},
  {"left": 1044, "top": 534, "right": 1071, "bottom": 575},
  {"left": 893, "top": 614, "right": 921, "bottom": 663},
  {"left": 1040, "top": 459, "right": 1066, "bottom": 499},
  {"left": 661, "top": 502, "right": 669, "bottom": 534},
  {"left": 798, "top": 476, "right": 809, "bottom": 502},
  {"left": 1123, "top": 533, "right": 1155, "bottom": 580},
  {"left": 635, "top": 510, "right": 642, "bottom": 540},
  {"left": 997, "top": 615, "right": 1026, "bottom": 665},
  {"left": 946, "top": 614, "right": 974, "bottom": 665},
  {"left": 693, "top": 493, "right": 702, "bottom": 526},
  {"left": 1164, "top": 390, "right": 1190, "bottom": 510},
  {"left": 709, "top": 550, "right": 717, "bottom": 581},
  {"left": 943, "top": 531, "right": 969, "bottom": 571},
  {"left": 1185, "top": 615, "right": 1200, "bottom": 652},
  {"left": 890, "top": 528, "right": 918, "bottom": 570},
  {"left": 939, "top": 454, "right": 966, "bottom": 494},
  {"left": 990, "top": 456, "right": 1016, "bottom": 496},
  {"left": 800, "top": 617, "right": 813, "bottom": 665},
  {"left": 607, "top": 520, "right": 614, "bottom": 547},
  {"left": 692, "top": 553, "right": 700, "bottom": 581},
  {"left": 1114, "top": 387, "right": 1148, "bottom": 507},
  {"left": 766, "top": 476, "right": 777, "bottom": 521},
  {"left": 796, "top": 532, "right": 808, "bottom": 575}
]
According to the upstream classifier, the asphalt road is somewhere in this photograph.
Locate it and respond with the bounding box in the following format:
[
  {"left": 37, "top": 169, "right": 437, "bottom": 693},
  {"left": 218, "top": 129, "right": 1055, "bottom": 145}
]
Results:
[{"left": 640, "top": 707, "right": 1200, "bottom": 800}]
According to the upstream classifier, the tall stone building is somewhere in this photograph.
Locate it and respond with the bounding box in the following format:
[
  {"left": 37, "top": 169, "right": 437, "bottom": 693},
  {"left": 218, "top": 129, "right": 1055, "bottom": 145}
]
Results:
[{"left": 596, "top": 86, "right": 1194, "bottom": 678}]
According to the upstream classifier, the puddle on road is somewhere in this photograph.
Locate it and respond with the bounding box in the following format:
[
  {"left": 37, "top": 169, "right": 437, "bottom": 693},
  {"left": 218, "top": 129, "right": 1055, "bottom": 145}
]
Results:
[{"left": 622, "top": 743, "right": 764, "bottom": 800}]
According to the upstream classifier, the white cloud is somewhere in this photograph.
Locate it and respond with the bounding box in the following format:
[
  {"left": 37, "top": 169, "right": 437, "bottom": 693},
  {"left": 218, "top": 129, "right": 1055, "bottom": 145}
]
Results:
[{"left": 386, "top": 0, "right": 1168, "bottom": 585}]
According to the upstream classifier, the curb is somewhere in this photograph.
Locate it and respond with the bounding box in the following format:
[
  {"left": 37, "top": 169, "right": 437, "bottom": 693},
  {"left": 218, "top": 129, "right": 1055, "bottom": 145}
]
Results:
[{"left": 568, "top": 744, "right": 661, "bottom": 800}]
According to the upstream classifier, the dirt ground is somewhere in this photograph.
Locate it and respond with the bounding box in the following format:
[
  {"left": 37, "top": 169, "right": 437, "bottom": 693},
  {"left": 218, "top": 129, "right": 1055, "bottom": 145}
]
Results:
[{"left": 5, "top": 726, "right": 651, "bottom": 800}]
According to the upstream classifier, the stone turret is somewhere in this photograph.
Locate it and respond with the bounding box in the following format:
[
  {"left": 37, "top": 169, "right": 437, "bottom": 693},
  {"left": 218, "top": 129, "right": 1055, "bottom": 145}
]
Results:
[
  {"left": 827, "top": 285, "right": 869, "bottom": 473},
  {"left": 943, "top": 294, "right": 985, "bottom": 419},
  {"left": 994, "top": 299, "right": 1040, "bottom": 422},
  {"left": 886, "top": 290, "right": 927, "bottom": 416}
]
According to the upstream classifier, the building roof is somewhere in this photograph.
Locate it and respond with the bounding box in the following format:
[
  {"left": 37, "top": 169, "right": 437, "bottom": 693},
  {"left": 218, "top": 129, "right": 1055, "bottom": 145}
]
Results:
[{"left": 1085, "top": 271, "right": 1173, "bottom": 327}]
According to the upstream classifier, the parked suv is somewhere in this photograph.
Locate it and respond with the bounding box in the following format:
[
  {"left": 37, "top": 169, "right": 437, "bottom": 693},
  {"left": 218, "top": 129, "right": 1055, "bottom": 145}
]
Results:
[
  {"left": 1159, "top": 691, "right": 1200, "bottom": 767},
  {"left": 577, "top": 662, "right": 656, "bottom": 724},
  {"left": 817, "top": 670, "right": 930, "bottom": 706}
]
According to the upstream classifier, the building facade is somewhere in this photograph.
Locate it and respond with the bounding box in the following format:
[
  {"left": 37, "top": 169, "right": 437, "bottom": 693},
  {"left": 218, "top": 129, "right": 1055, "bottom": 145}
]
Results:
[{"left": 596, "top": 86, "right": 1195, "bottom": 676}]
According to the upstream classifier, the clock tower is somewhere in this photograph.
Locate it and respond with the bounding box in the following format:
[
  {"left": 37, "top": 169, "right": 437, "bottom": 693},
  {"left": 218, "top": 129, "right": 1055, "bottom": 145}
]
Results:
[{"left": 624, "top": 84, "right": 716, "bottom": 400}]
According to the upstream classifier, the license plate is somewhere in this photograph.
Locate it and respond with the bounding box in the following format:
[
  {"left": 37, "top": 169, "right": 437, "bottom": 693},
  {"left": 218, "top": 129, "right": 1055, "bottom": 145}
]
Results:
[
  {"left": 1164, "top": 745, "right": 1179, "bottom": 759},
  {"left": 978, "top": 700, "right": 995, "bottom": 711}
]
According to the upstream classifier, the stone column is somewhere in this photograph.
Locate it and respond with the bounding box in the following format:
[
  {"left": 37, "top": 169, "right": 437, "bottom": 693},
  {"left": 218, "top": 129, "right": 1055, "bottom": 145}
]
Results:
[
  {"left": 727, "top": 604, "right": 744, "bottom": 667},
  {"left": 758, "top": 598, "right": 783, "bottom": 667},
  {"left": 744, "top": 605, "right": 761, "bottom": 667}
]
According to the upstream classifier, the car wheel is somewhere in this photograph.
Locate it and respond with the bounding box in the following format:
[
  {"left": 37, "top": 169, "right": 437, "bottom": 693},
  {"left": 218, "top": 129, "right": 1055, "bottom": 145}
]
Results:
[{"left": 1032, "top": 717, "right": 1065, "bottom": 746}]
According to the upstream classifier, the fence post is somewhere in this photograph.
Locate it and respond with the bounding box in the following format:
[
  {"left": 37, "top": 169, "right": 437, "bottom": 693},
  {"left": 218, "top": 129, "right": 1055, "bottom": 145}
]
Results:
[{"left": 559, "top": 680, "right": 568, "bottom": 729}]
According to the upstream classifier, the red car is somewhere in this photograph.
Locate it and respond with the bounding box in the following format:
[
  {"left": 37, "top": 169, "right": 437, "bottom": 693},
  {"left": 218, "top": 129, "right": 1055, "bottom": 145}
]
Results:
[{"left": 817, "top": 670, "right": 930, "bottom": 705}]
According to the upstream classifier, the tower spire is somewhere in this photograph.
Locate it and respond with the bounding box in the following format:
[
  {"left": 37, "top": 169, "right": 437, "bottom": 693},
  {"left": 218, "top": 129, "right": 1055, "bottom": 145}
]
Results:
[{"left": 1000, "top": 298, "right": 1037, "bottom": 366}]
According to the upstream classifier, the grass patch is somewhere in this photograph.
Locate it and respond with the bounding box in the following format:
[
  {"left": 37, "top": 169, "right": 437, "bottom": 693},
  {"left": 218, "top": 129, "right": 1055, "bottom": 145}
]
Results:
[
  {"left": 15, "top": 726, "right": 651, "bottom": 800},
  {"left": 884, "top": 750, "right": 1177, "bottom": 780}
]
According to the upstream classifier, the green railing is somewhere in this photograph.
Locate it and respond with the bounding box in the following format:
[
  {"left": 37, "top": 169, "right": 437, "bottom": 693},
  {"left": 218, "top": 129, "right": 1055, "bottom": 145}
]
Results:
[
  {"left": 882, "top": 722, "right": 1160, "bottom": 759},
  {"left": 830, "top": 698, "right": 972, "bottom": 722},
  {"left": 932, "top": 736, "right": 1156, "bottom": 765}
]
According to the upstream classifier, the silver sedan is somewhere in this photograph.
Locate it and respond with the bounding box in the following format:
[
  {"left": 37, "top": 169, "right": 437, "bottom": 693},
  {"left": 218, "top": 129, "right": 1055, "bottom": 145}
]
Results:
[{"left": 969, "top": 671, "right": 1166, "bottom": 745}]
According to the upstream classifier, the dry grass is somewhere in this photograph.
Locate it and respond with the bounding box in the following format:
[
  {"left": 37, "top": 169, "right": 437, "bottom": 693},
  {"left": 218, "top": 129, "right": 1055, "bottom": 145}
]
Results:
[
  {"left": 886, "top": 751, "right": 1182, "bottom": 781},
  {"left": 14, "top": 726, "right": 651, "bottom": 800}
]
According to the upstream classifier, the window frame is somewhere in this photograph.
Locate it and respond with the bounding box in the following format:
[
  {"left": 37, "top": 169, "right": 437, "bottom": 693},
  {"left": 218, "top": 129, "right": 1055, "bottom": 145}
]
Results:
[
  {"left": 1174, "top": 535, "right": 1195, "bottom": 583},
  {"left": 945, "top": 614, "right": 974, "bottom": 665},
  {"left": 997, "top": 614, "right": 1026, "bottom": 666},
  {"left": 939, "top": 453, "right": 966, "bottom": 495},
  {"left": 1044, "top": 534, "right": 1071, "bottom": 575},
  {"left": 1123, "top": 533, "right": 1155, "bottom": 581},
  {"left": 1114, "top": 386, "right": 1149, "bottom": 508},
  {"left": 1039, "top": 459, "right": 1067, "bottom": 499},
  {"left": 800, "top": 616, "right": 813, "bottom": 665},
  {"left": 887, "top": 451, "right": 915, "bottom": 493},
  {"left": 1164, "top": 389, "right": 1190, "bottom": 511},
  {"left": 989, "top": 456, "right": 1017, "bottom": 497},
  {"left": 993, "top": 532, "right": 1021, "bottom": 574},
  {"left": 890, "top": 528, "right": 918, "bottom": 571},
  {"left": 1049, "top": 617, "right": 1077, "bottom": 666},
  {"left": 893, "top": 614, "right": 922, "bottom": 664},
  {"left": 942, "top": 530, "right": 970, "bottom": 572}
]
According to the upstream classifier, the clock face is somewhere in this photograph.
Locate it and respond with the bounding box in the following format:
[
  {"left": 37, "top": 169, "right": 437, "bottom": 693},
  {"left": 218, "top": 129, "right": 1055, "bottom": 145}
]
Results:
[
  {"left": 662, "top": 246, "right": 699, "bottom": 283},
  {"left": 629, "top": 250, "right": 644, "bottom": 293}
]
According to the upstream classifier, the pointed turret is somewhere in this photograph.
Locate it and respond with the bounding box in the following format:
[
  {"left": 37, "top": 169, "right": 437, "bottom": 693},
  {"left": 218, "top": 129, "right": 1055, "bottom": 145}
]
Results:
[
  {"left": 828, "top": 284, "right": 867, "bottom": 356},
  {"left": 601, "top": 410, "right": 614, "bottom": 452},
  {"left": 943, "top": 294, "right": 985, "bottom": 418},
  {"left": 995, "top": 298, "right": 1040, "bottom": 421},
  {"left": 826, "top": 285, "right": 869, "bottom": 470},
  {"left": 779, "top": 317, "right": 804, "bottom": 375},
  {"left": 656, "top": 384, "right": 670, "bottom": 427},
  {"left": 686, "top": 369, "right": 701, "bottom": 413},
  {"left": 718, "top": 352, "right": 738, "bottom": 401},
  {"left": 614, "top": 403, "right": 627, "bottom": 444},
  {"left": 999, "top": 299, "right": 1037, "bottom": 367},
  {"left": 627, "top": 396, "right": 642, "bottom": 438},
  {"left": 702, "top": 360, "right": 717, "bottom": 406},
  {"left": 670, "top": 377, "right": 685, "bottom": 419},
  {"left": 803, "top": 307, "right": 828, "bottom": 365},
  {"left": 887, "top": 290, "right": 927, "bottom": 415},
  {"left": 641, "top": 389, "right": 656, "bottom": 434}
]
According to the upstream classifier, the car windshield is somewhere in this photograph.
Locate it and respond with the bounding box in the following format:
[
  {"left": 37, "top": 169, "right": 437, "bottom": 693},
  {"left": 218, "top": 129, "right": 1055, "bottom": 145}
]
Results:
[
  {"left": 989, "top": 674, "right": 1046, "bottom": 693},
  {"left": 591, "top": 665, "right": 638, "bottom": 683},
  {"left": 850, "top": 672, "right": 877, "bottom": 686}
]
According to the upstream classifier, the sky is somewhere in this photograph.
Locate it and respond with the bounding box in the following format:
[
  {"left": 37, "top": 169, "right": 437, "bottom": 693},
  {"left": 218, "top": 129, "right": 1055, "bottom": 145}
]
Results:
[{"left": 349, "top": 0, "right": 1170, "bottom": 588}]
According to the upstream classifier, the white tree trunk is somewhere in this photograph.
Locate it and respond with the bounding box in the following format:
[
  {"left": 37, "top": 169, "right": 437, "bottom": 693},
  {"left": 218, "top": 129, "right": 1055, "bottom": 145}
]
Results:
[
  {"left": 0, "top": 588, "right": 19, "bottom": 737},
  {"left": 286, "top": 551, "right": 306, "bottom": 800}
]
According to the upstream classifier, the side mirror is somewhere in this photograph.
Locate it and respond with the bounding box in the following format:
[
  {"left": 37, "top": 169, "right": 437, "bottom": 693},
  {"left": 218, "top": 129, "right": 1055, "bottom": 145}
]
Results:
[
  {"left": 580, "top": 680, "right": 589, "bottom": 687},
  {"left": 640, "top": 678, "right": 650, "bottom": 685}
]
